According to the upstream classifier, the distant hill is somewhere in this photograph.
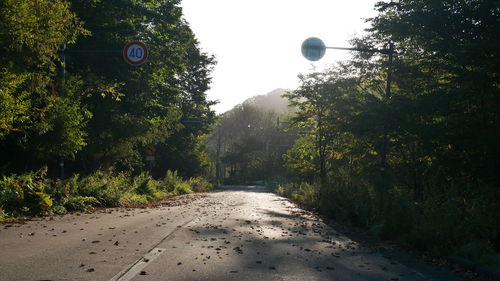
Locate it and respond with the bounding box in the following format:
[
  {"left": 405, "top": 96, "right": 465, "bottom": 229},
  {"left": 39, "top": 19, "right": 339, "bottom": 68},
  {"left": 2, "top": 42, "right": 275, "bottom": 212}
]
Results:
[{"left": 241, "top": 88, "right": 292, "bottom": 114}]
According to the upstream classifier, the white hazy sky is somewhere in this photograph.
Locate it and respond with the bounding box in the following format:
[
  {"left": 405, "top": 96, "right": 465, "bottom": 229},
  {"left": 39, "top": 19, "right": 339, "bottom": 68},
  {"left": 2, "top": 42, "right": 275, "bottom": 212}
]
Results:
[{"left": 181, "top": 0, "right": 379, "bottom": 113}]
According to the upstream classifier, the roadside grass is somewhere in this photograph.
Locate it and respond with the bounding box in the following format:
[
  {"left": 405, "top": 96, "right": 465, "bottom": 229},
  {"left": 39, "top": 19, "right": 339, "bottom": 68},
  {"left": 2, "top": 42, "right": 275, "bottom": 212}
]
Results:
[
  {"left": 273, "top": 181, "right": 500, "bottom": 272},
  {"left": 0, "top": 168, "right": 214, "bottom": 220}
]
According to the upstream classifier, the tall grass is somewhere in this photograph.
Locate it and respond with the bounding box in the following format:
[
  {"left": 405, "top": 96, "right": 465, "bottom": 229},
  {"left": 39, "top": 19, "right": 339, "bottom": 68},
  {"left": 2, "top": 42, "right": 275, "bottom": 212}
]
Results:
[
  {"left": 275, "top": 180, "right": 500, "bottom": 267},
  {"left": 0, "top": 168, "right": 214, "bottom": 219}
]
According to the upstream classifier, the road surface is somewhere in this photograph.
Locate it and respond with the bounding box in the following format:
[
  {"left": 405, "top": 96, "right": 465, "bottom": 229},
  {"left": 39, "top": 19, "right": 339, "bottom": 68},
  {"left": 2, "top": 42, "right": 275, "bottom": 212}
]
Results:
[{"left": 0, "top": 185, "right": 460, "bottom": 281}]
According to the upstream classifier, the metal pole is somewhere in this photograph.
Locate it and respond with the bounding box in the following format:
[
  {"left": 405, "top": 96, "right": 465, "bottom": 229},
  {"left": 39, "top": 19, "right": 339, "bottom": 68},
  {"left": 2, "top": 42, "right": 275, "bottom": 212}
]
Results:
[
  {"left": 326, "top": 46, "right": 392, "bottom": 54},
  {"left": 303, "top": 38, "right": 396, "bottom": 185},
  {"left": 55, "top": 45, "right": 125, "bottom": 179}
]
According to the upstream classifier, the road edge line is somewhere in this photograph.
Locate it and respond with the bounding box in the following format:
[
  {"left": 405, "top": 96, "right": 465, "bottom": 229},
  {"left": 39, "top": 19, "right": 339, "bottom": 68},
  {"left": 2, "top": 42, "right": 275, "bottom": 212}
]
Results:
[{"left": 109, "top": 217, "right": 197, "bottom": 281}]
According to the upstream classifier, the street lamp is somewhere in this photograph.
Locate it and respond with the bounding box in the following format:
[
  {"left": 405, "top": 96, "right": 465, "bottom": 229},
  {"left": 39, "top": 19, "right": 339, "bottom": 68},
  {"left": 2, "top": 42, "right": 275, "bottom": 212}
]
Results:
[{"left": 301, "top": 37, "right": 395, "bottom": 175}]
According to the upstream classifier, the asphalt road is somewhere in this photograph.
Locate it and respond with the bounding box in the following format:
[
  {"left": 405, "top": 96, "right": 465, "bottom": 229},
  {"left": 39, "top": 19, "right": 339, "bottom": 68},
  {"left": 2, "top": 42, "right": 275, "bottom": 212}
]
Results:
[{"left": 0, "top": 185, "right": 461, "bottom": 281}]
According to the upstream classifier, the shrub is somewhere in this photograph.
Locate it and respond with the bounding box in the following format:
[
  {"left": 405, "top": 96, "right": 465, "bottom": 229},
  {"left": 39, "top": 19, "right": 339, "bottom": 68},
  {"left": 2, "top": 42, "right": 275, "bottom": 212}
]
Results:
[
  {"left": 161, "top": 170, "right": 192, "bottom": 194},
  {"left": 0, "top": 207, "right": 6, "bottom": 221},
  {"left": 276, "top": 177, "right": 500, "bottom": 264},
  {"left": 64, "top": 196, "right": 99, "bottom": 211},
  {"left": 173, "top": 181, "right": 193, "bottom": 195},
  {"left": 78, "top": 170, "right": 128, "bottom": 207},
  {"left": 277, "top": 182, "right": 318, "bottom": 209},
  {"left": 0, "top": 168, "right": 53, "bottom": 216},
  {"left": 0, "top": 168, "right": 213, "bottom": 218},
  {"left": 161, "top": 170, "right": 179, "bottom": 192},
  {"left": 187, "top": 177, "right": 214, "bottom": 192},
  {"left": 119, "top": 193, "right": 148, "bottom": 206},
  {"left": 133, "top": 172, "right": 161, "bottom": 199}
]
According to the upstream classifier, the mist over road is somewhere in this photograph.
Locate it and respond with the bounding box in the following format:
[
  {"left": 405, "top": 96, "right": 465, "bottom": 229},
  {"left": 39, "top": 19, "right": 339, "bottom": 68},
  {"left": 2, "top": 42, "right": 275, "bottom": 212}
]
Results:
[{"left": 0, "top": 186, "right": 459, "bottom": 281}]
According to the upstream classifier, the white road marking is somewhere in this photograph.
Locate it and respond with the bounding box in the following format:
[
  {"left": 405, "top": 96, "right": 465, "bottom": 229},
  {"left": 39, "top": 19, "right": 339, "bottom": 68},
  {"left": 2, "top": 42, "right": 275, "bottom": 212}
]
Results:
[
  {"left": 109, "top": 215, "right": 198, "bottom": 281},
  {"left": 109, "top": 247, "right": 166, "bottom": 281}
]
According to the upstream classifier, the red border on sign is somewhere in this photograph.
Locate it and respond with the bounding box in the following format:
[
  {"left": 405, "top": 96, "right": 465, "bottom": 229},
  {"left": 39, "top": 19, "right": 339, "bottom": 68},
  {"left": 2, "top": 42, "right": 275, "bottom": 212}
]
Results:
[{"left": 123, "top": 41, "right": 148, "bottom": 66}]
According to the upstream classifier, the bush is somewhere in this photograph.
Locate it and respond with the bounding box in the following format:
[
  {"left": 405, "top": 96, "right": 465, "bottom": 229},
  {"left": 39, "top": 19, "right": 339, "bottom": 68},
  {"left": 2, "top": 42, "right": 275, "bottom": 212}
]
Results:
[
  {"left": 0, "top": 207, "right": 6, "bottom": 221},
  {"left": 77, "top": 170, "right": 129, "bottom": 207},
  {"left": 0, "top": 168, "right": 213, "bottom": 218},
  {"left": 119, "top": 193, "right": 148, "bottom": 206},
  {"left": 133, "top": 172, "right": 161, "bottom": 199},
  {"left": 159, "top": 170, "right": 192, "bottom": 194},
  {"left": 173, "top": 181, "right": 193, "bottom": 195},
  {"left": 64, "top": 196, "right": 99, "bottom": 211},
  {"left": 187, "top": 177, "right": 214, "bottom": 192},
  {"left": 161, "top": 170, "right": 182, "bottom": 192},
  {"left": 0, "top": 168, "right": 53, "bottom": 216},
  {"left": 276, "top": 177, "right": 500, "bottom": 265},
  {"left": 277, "top": 182, "right": 318, "bottom": 209}
]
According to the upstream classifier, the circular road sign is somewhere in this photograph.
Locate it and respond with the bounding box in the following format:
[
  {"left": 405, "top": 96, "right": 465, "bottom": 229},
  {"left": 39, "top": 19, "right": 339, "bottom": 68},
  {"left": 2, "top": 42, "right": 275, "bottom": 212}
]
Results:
[
  {"left": 301, "top": 37, "right": 326, "bottom": 61},
  {"left": 123, "top": 41, "right": 148, "bottom": 66}
]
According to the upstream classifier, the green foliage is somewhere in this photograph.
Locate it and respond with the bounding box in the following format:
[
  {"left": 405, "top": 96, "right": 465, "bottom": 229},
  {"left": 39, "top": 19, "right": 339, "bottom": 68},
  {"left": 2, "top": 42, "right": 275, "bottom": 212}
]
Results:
[
  {"left": 0, "top": 169, "right": 212, "bottom": 218},
  {"left": 161, "top": 170, "right": 192, "bottom": 194},
  {"left": 64, "top": 196, "right": 99, "bottom": 211},
  {"left": 133, "top": 172, "right": 158, "bottom": 196},
  {"left": 0, "top": 0, "right": 89, "bottom": 160},
  {"left": 207, "top": 95, "right": 298, "bottom": 184},
  {"left": 283, "top": 135, "right": 317, "bottom": 182},
  {"left": 0, "top": 168, "right": 53, "bottom": 216},
  {"left": 457, "top": 241, "right": 500, "bottom": 269},
  {"left": 173, "top": 181, "right": 193, "bottom": 195},
  {"left": 119, "top": 193, "right": 149, "bottom": 206},
  {"left": 186, "top": 177, "right": 214, "bottom": 193},
  {"left": 0, "top": 207, "right": 6, "bottom": 221},
  {"left": 0, "top": 0, "right": 216, "bottom": 179},
  {"left": 29, "top": 76, "right": 92, "bottom": 160},
  {"left": 276, "top": 182, "right": 318, "bottom": 210},
  {"left": 279, "top": 0, "right": 500, "bottom": 262},
  {"left": 77, "top": 170, "right": 129, "bottom": 207},
  {"left": 64, "top": 0, "right": 216, "bottom": 174}
]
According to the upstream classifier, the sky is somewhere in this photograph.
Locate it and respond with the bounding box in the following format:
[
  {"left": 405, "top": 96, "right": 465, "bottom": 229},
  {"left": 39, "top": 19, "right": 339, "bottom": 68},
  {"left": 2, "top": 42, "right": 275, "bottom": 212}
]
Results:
[{"left": 181, "top": 0, "right": 380, "bottom": 113}]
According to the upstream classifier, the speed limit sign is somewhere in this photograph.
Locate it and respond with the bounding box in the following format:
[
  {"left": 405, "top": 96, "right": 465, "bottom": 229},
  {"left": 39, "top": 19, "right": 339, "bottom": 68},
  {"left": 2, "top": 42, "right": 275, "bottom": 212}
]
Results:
[{"left": 123, "top": 41, "right": 148, "bottom": 66}]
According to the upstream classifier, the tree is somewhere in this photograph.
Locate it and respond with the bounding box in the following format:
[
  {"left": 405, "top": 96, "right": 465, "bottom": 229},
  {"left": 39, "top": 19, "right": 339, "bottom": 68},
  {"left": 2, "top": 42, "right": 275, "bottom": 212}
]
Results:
[
  {"left": 66, "top": 0, "right": 216, "bottom": 175},
  {"left": 0, "top": 0, "right": 89, "bottom": 174},
  {"left": 207, "top": 90, "right": 297, "bottom": 184},
  {"left": 282, "top": 0, "right": 500, "bottom": 254},
  {"left": 367, "top": 0, "right": 500, "bottom": 194}
]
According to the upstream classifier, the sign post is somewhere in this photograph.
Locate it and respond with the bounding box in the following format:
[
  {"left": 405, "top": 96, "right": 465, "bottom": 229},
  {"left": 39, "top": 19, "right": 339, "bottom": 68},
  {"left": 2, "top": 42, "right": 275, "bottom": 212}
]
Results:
[
  {"left": 123, "top": 41, "right": 148, "bottom": 66},
  {"left": 301, "top": 37, "right": 326, "bottom": 61},
  {"left": 57, "top": 42, "right": 148, "bottom": 178},
  {"left": 301, "top": 37, "right": 395, "bottom": 180}
]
